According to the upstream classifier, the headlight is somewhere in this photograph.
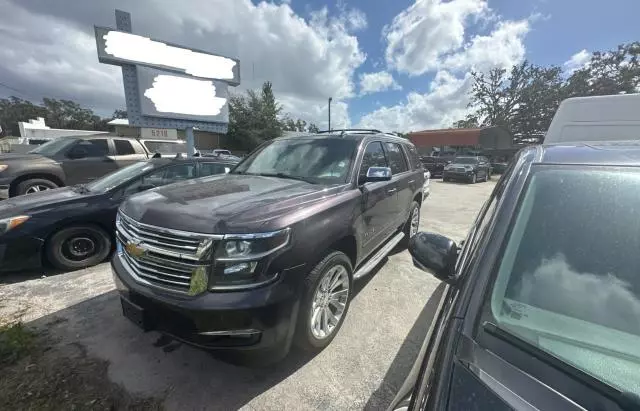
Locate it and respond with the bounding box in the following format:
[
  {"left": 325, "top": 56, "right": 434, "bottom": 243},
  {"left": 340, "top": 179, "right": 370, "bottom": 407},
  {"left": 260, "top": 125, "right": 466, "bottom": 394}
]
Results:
[
  {"left": 210, "top": 228, "right": 291, "bottom": 289},
  {"left": 0, "top": 215, "right": 30, "bottom": 235},
  {"left": 0, "top": 165, "right": 7, "bottom": 173}
]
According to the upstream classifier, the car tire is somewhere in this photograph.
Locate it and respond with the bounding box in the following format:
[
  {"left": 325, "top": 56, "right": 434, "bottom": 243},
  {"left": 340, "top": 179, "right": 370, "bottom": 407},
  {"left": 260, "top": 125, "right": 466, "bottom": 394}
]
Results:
[
  {"left": 46, "top": 225, "right": 112, "bottom": 271},
  {"left": 400, "top": 201, "right": 421, "bottom": 248},
  {"left": 470, "top": 173, "right": 477, "bottom": 184},
  {"left": 15, "top": 178, "right": 58, "bottom": 196},
  {"left": 294, "top": 251, "right": 353, "bottom": 352}
]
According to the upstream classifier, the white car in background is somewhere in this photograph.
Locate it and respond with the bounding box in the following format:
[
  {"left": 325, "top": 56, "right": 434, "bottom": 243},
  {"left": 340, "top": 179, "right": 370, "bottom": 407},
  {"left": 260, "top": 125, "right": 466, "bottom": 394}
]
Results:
[{"left": 423, "top": 169, "right": 431, "bottom": 199}]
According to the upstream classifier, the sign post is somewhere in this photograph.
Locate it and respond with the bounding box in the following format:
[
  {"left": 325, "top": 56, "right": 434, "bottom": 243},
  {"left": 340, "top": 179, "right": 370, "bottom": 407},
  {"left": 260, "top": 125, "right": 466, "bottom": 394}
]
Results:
[{"left": 95, "top": 10, "right": 240, "bottom": 157}]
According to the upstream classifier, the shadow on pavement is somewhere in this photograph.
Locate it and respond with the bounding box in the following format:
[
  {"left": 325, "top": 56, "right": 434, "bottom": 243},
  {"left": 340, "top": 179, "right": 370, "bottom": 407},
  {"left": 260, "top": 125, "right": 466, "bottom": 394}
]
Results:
[
  {"left": 363, "top": 282, "right": 446, "bottom": 411},
  {"left": 25, "top": 290, "right": 319, "bottom": 411}
]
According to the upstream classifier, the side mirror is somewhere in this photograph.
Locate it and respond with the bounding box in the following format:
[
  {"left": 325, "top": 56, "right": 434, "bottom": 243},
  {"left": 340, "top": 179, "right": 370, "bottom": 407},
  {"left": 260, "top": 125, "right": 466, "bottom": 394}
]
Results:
[
  {"left": 409, "top": 232, "right": 458, "bottom": 285},
  {"left": 364, "top": 166, "right": 392, "bottom": 183},
  {"left": 137, "top": 183, "right": 156, "bottom": 192},
  {"left": 224, "top": 167, "right": 231, "bottom": 174}
]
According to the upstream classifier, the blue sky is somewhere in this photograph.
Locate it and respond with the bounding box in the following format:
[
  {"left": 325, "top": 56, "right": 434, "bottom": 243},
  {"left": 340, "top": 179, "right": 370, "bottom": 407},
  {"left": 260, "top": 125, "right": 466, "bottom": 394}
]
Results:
[{"left": 1, "top": 0, "right": 638, "bottom": 132}]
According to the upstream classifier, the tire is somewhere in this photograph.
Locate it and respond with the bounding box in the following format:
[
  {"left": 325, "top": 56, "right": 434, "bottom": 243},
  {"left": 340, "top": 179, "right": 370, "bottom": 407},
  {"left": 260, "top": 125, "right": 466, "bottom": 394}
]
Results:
[
  {"left": 400, "top": 201, "right": 421, "bottom": 248},
  {"left": 46, "top": 225, "right": 112, "bottom": 271},
  {"left": 15, "top": 178, "right": 58, "bottom": 196},
  {"left": 294, "top": 251, "right": 353, "bottom": 352},
  {"left": 470, "top": 173, "right": 477, "bottom": 184}
]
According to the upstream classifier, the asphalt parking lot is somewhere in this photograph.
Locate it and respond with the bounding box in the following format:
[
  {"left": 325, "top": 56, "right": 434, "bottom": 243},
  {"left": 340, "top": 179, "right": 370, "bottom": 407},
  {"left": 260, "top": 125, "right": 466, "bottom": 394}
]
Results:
[{"left": 0, "top": 179, "right": 496, "bottom": 410}]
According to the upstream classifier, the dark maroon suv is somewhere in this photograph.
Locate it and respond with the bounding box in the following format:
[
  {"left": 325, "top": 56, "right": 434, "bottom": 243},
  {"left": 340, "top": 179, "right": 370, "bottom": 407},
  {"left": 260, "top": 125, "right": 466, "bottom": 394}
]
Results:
[{"left": 111, "top": 130, "right": 426, "bottom": 363}]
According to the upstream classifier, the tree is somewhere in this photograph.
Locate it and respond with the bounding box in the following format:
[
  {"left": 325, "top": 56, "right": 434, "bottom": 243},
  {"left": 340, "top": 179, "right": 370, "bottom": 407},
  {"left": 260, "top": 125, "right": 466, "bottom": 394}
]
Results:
[
  {"left": 227, "top": 81, "right": 283, "bottom": 150},
  {"left": 454, "top": 42, "right": 640, "bottom": 143},
  {"left": 112, "top": 109, "right": 128, "bottom": 119},
  {"left": 0, "top": 96, "right": 47, "bottom": 136},
  {"left": 308, "top": 123, "right": 320, "bottom": 133}
]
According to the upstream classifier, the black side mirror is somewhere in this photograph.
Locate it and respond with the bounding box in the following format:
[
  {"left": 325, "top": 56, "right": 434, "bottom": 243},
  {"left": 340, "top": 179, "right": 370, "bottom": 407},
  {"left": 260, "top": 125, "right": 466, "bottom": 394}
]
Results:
[
  {"left": 138, "top": 183, "right": 156, "bottom": 192},
  {"left": 409, "top": 232, "right": 458, "bottom": 285},
  {"left": 364, "top": 166, "right": 392, "bottom": 183}
]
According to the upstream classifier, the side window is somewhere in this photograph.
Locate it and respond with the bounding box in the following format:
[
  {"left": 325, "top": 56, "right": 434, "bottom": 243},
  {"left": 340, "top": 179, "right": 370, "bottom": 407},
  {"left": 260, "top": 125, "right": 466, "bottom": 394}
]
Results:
[
  {"left": 405, "top": 144, "right": 422, "bottom": 170},
  {"left": 114, "top": 139, "right": 136, "bottom": 155},
  {"left": 142, "top": 164, "right": 196, "bottom": 187},
  {"left": 200, "top": 162, "right": 229, "bottom": 177},
  {"left": 70, "top": 139, "right": 109, "bottom": 157},
  {"left": 359, "top": 142, "right": 388, "bottom": 181},
  {"left": 456, "top": 190, "right": 499, "bottom": 273},
  {"left": 384, "top": 142, "right": 409, "bottom": 174}
]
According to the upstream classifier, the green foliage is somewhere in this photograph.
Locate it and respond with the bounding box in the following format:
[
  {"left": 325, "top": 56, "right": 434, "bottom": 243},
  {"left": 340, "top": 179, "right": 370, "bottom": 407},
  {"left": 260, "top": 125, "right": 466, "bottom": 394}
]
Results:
[
  {"left": 0, "top": 96, "right": 115, "bottom": 137},
  {"left": 227, "top": 81, "right": 283, "bottom": 150},
  {"left": 0, "top": 322, "right": 36, "bottom": 366},
  {"left": 455, "top": 42, "right": 640, "bottom": 142}
]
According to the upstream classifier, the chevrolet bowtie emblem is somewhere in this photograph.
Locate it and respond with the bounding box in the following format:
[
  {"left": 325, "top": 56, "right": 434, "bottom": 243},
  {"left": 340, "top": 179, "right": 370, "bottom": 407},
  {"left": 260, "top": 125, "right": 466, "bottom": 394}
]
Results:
[{"left": 125, "top": 241, "right": 147, "bottom": 258}]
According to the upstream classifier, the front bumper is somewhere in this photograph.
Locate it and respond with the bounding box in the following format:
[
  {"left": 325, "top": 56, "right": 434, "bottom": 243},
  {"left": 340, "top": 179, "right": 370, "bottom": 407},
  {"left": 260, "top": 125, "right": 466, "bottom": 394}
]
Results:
[
  {"left": 111, "top": 253, "right": 302, "bottom": 356},
  {"left": 0, "top": 235, "right": 44, "bottom": 272},
  {"left": 443, "top": 170, "right": 474, "bottom": 181}
]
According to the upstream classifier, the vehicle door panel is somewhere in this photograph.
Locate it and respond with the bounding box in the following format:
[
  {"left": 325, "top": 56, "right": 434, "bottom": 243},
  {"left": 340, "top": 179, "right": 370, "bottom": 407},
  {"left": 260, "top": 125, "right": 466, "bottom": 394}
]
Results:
[
  {"left": 383, "top": 142, "right": 413, "bottom": 227},
  {"left": 356, "top": 141, "right": 398, "bottom": 259},
  {"left": 61, "top": 139, "right": 118, "bottom": 185}
]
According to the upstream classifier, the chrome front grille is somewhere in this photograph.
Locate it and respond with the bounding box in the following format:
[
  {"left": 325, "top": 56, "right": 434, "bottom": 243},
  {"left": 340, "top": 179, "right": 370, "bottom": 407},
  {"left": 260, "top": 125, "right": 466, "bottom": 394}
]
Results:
[{"left": 116, "top": 212, "right": 220, "bottom": 294}]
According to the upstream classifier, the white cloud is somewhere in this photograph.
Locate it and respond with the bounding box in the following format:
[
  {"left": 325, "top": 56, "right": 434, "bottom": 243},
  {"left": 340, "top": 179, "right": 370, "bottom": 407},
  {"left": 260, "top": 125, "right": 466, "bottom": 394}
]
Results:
[
  {"left": 366, "top": 0, "right": 533, "bottom": 132},
  {"left": 383, "top": 0, "right": 490, "bottom": 76},
  {"left": 0, "top": 0, "right": 365, "bottom": 127},
  {"left": 440, "top": 19, "right": 530, "bottom": 73},
  {"left": 279, "top": 94, "right": 350, "bottom": 130},
  {"left": 359, "top": 71, "right": 401, "bottom": 95},
  {"left": 563, "top": 49, "right": 591, "bottom": 74},
  {"left": 358, "top": 71, "right": 474, "bottom": 132}
]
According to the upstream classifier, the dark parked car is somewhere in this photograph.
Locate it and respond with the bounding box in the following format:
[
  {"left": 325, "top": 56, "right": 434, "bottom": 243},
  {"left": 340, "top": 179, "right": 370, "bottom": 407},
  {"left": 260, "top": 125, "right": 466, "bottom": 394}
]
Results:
[
  {"left": 420, "top": 156, "right": 452, "bottom": 178},
  {"left": 391, "top": 142, "right": 640, "bottom": 410},
  {"left": 0, "top": 135, "right": 187, "bottom": 198},
  {"left": 490, "top": 159, "right": 509, "bottom": 174},
  {"left": 0, "top": 156, "right": 236, "bottom": 272},
  {"left": 442, "top": 156, "right": 491, "bottom": 183},
  {"left": 111, "top": 130, "right": 426, "bottom": 362}
]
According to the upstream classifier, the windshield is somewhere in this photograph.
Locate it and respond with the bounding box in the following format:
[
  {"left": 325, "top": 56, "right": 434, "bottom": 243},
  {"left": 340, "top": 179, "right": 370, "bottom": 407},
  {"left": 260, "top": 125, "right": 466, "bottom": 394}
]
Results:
[
  {"left": 489, "top": 167, "right": 640, "bottom": 396},
  {"left": 143, "top": 141, "right": 187, "bottom": 154},
  {"left": 232, "top": 138, "right": 358, "bottom": 184},
  {"left": 29, "top": 137, "right": 79, "bottom": 155},
  {"left": 86, "top": 161, "right": 155, "bottom": 193},
  {"left": 453, "top": 157, "right": 478, "bottom": 164}
]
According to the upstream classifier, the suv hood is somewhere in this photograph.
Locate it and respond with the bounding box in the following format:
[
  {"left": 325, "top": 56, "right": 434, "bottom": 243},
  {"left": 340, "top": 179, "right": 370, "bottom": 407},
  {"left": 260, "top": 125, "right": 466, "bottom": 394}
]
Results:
[{"left": 120, "top": 174, "right": 345, "bottom": 234}]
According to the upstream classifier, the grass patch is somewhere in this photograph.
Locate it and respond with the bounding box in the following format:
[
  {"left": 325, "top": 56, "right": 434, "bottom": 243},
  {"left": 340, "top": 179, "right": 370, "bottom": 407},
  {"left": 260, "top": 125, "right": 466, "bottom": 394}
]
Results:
[{"left": 0, "top": 322, "right": 37, "bottom": 366}]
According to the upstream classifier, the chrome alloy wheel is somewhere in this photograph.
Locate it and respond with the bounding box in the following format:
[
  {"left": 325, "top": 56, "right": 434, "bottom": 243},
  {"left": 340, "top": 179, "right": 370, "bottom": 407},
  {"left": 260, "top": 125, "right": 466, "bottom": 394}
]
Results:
[
  {"left": 410, "top": 206, "right": 420, "bottom": 238},
  {"left": 25, "top": 184, "right": 51, "bottom": 194},
  {"left": 310, "top": 265, "right": 350, "bottom": 340}
]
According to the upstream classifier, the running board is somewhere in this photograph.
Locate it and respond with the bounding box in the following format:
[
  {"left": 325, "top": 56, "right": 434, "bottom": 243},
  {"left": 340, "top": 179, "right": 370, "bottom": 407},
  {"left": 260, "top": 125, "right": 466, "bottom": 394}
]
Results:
[{"left": 353, "top": 232, "right": 405, "bottom": 280}]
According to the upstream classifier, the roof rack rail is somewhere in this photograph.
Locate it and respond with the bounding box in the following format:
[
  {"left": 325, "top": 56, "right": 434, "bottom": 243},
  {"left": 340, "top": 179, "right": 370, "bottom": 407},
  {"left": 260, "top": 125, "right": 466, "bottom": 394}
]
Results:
[{"left": 317, "top": 129, "right": 383, "bottom": 135}]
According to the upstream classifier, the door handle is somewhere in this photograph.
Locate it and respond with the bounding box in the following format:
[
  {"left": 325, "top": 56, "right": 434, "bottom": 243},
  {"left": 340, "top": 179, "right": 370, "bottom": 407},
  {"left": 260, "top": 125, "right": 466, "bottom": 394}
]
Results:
[
  {"left": 408, "top": 180, "right": 415, "bottom": 184},
  {"left": 387, "top": 188, "right": 397, "bottom": 194}
]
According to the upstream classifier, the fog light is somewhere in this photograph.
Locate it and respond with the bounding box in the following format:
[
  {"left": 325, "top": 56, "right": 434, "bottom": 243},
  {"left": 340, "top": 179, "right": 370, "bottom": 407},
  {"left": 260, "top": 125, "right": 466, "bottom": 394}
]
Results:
[{"left": 223, "top": 261, "right": 258, "bottom": 275}]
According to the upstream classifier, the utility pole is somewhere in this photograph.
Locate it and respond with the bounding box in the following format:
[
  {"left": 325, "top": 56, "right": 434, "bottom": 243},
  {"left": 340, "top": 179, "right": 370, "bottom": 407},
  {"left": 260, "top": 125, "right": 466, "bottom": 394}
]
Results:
[{"left": 328, "top": 97, "right": 333, "bottom": 131}]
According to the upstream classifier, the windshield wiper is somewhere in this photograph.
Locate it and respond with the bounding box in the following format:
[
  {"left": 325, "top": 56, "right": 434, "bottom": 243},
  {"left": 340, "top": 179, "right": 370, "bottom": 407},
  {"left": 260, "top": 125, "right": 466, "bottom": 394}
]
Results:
[{"left": 256, "top": 173, "right": 315, "bottom": 184}]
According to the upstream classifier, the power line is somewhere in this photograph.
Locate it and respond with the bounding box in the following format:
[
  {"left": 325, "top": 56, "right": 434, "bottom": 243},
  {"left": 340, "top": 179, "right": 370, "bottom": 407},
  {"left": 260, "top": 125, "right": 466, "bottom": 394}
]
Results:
[{"left": 0, "top": 81, "right": 31, "bottom": 98}]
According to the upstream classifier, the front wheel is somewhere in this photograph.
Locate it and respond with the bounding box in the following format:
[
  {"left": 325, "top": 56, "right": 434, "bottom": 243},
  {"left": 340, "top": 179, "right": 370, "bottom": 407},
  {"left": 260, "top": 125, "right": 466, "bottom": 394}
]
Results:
[
  {"left": 470, "top": 173, "right": 477, "bottom": 184},
  {"left": 295, "top": 251, "right": 353, "bottom": 351},
  {"left": 46, "top": 225, "right": 112, "bottom": 270},
  {"left": 15, "top": 178, "right": 58, "bottom": 196}
]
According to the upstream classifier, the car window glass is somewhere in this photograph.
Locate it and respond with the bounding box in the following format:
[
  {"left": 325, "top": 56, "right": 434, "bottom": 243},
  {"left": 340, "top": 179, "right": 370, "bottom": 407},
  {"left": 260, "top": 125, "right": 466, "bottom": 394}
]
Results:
[
  {"left": 115, "top": 139, "right": 136, "bottom": 155},
  {"left": 143, "top": 141, "right": 187, "bottom": 154},
  {"left": 359, "top": 142, "right": 388, "bottom": 180},
  {"left": 71, "top": 139, "right": 109, "bottom": 157},
  {"left": 138, "top": 164, "right": 196, "bottom": 189},
  {"left": 486, "top": 168, "right": 640, "bottom": 396},
  {"left": 406, "top": 145, "right": 421, "bottom": 170},
  {"left": 200, "top": 162, "right": 229, "bottom": 176},
  {"left": 384, "top": 142, "right": 408, "bottom": 174}
]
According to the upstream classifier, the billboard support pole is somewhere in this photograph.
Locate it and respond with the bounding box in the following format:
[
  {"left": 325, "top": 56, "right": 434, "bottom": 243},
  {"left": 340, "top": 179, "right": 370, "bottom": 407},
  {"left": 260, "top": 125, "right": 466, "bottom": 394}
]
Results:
[{"left": 186, "top": 126, "right": 195, "bottom": 157}]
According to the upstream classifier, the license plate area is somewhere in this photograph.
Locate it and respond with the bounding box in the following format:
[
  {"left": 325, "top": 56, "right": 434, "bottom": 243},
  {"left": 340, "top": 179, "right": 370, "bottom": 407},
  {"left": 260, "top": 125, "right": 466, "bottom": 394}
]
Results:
[{"left": 121, "top": 296, "right": 152, "bottom": 331}]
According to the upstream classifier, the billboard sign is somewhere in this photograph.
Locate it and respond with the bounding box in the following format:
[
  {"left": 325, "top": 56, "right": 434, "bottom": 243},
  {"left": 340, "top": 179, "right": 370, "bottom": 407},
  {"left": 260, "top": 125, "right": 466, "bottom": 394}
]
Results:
[
  {"left": 94, "top": 26, "right": 240, "bottom": 85},
  {"left": 137, "top": 66, "right": 229, "bottom": 123}
]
